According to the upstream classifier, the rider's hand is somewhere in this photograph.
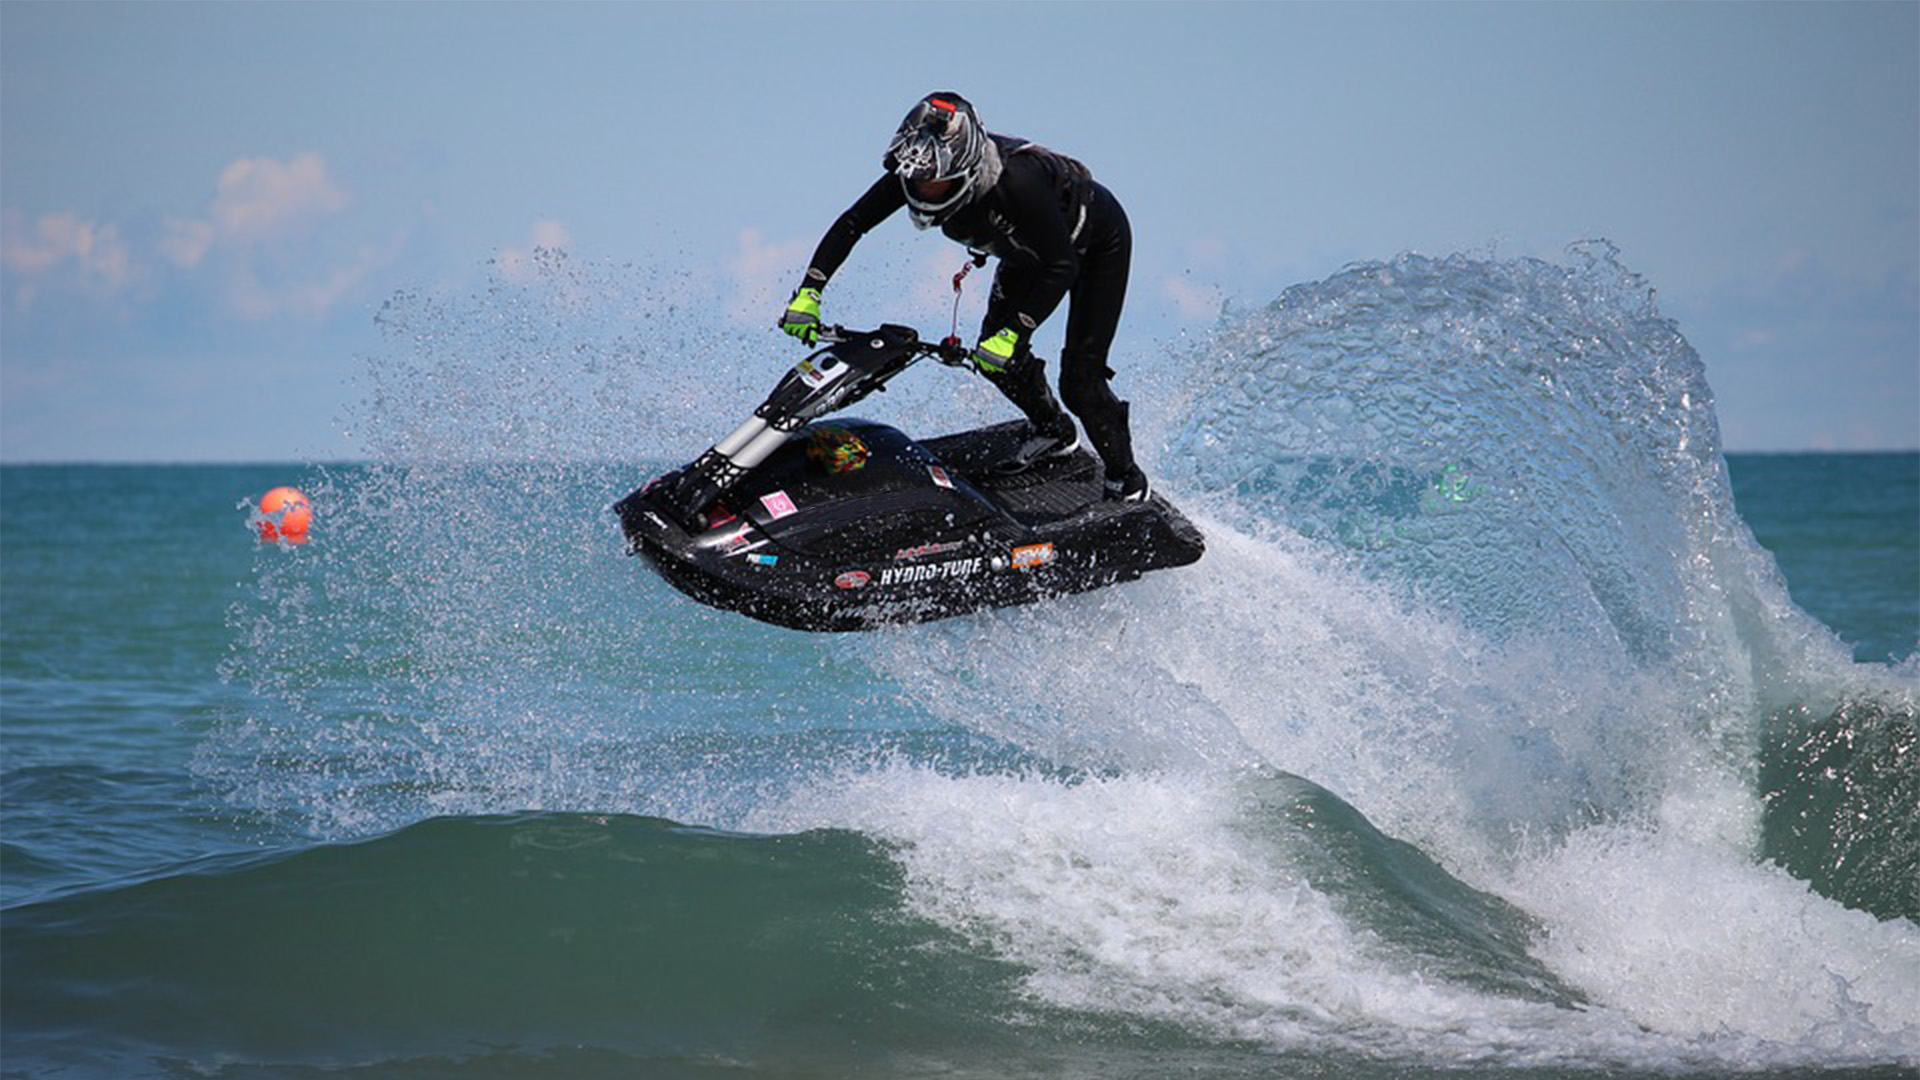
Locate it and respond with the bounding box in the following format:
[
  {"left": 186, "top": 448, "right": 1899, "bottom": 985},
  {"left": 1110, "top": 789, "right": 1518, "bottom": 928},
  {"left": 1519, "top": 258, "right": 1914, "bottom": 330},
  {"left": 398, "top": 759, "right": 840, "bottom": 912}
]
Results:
[
  {"left": 779, "top": 288, "right": 823, "bottom": 346},
  {"left": 971, "top": 328, "right": 1019, "bottom": 375}
]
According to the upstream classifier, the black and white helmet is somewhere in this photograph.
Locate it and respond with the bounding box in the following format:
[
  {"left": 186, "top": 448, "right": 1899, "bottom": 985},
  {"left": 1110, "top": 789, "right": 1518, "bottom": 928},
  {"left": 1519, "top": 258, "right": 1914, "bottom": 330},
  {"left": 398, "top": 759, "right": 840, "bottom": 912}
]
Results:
[{"left": 885, "top": 92, "right": 991, "bottom": 228}]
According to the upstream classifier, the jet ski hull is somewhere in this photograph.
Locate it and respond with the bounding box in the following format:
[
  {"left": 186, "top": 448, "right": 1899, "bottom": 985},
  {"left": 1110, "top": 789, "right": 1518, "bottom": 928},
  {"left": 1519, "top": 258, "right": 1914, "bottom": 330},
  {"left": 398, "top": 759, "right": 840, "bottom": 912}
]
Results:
[{"left": 616, "top": 419, "right": 1204, "bottom": 632}]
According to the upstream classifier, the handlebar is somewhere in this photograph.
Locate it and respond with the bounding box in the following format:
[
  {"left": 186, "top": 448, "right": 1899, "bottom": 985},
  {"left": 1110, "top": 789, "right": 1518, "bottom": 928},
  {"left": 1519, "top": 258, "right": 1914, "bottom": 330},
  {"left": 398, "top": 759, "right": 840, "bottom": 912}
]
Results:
[{"left": 818, "top": 324, "right": 971, "bottom": 368}]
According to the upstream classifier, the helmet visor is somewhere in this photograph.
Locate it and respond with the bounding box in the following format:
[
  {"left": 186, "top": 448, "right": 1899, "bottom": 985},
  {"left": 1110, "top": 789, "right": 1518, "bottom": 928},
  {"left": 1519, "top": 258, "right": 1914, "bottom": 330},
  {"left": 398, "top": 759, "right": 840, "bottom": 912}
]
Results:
[
  {"left": 909, "top": 176, "right": 961, "bottom": 203},
  {"left": 902, "top": 171, "right": 973, "bottom": 225}
]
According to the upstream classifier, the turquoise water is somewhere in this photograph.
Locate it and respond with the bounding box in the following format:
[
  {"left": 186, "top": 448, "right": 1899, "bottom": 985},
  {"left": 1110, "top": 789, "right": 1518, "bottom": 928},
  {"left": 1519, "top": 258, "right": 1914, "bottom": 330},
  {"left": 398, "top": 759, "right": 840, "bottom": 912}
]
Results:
[
  {"left": 4, "top": 248, "right": 1917, "bottom": 1078},
  {"left": 1725, "top": 452, "right": 1919, "bottom": 666}
]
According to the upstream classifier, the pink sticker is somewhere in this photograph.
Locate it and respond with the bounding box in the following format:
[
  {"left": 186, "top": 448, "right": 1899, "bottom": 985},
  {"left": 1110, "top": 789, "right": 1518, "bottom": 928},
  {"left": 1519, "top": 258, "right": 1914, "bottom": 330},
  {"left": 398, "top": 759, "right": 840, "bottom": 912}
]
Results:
[{"left": 760, "top": 491, "right": 798, "bottom": 519}]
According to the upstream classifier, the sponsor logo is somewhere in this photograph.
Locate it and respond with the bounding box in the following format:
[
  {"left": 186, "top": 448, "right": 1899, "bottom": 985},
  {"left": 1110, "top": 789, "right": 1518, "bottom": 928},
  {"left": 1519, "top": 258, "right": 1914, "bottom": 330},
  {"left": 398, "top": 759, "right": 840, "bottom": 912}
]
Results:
[
  {"left": 834, "top": 570, "right": 871, "bottom": 589},
  {"left": 760, "top": 491, "right": 798, "bottom": 520},
  {"left": 746, "top": 553, "right": 779, "bottom": 566},
  {"left": 796, "top": 357, "right": 846, "bottom": 389},
  {"left": 894, "top": 540, "right": 967, "bottom": 561},
  {"left": 1011, "top": 542, "right": 1055, "bottom": 570},
  {"left": 718, "top": 531, "right": 770, "bottom": 559},
  {"left": 877, "top": 557, "right": 984, "bottom": 587},
  {"left": 927, "top": 465, "right": 954, "bottom": 489}
]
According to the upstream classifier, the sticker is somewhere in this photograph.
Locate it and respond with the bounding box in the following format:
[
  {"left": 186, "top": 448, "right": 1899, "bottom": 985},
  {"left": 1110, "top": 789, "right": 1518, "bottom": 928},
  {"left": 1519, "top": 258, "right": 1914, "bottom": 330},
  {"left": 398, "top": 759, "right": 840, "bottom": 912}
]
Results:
[
  {"left": 746, "top": 553, "right": 779, "bottom": 566},
  {"left": 797, "top": 357, "right": 846, "bottom": 389},
  {"left": 834, "top": 570, "right": 871, "bottom": 589},
  {"left": 1011, "top": 542, "right": 1055, "bottom": 570},
  {"left": 807, "top": 426, "right": 869, "bottom": 474},
  {"left": 894, "top": 540, "right": 966, "bottom": 561},
  {"left": 878, "top": 558, "right": 984, "bottom": 587},
  {"left": 760, "top": 490, "right": 798, "bottom": 520},
  {"left": 927, "top": 465, "right": 954, "bottom": 489},
  {"left": 718, "top": 525, "right": 770, "bottom": 558}
]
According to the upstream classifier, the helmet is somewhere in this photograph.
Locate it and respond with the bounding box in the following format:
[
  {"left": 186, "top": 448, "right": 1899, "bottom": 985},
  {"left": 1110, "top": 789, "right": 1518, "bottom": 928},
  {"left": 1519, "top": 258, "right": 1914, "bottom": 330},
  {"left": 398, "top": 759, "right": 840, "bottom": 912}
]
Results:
[{"left": 885, "top": 92, "right": 990, "bottom": 228}]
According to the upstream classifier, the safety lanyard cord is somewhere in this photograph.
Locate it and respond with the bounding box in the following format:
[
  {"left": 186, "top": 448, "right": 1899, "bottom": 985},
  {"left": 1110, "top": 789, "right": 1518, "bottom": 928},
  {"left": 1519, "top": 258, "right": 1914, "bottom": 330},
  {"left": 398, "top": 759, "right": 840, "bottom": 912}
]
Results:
[{"left": 946, "top": 252, "right": 988, "bottom": 346}]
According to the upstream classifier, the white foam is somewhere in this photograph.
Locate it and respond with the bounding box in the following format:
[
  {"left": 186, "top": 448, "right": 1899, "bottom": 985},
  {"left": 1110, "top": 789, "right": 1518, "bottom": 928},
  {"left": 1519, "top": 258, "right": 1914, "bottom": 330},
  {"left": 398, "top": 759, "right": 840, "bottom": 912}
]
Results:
[
  {"left": 753, "top": 765, "right": 1576, "bottom": 1058},
  {"left": 1502, "top": 815, "right": 1920, "bottom": 1060},
  {"left": 758, "top": 761, "right": 1920, "bottom": 1069},
  {"left": 817, "top": 506, "right": 1920, "bottom": 1070},
  {"left": 862, "top": 511, "right": 1690, "bottom": 882}
]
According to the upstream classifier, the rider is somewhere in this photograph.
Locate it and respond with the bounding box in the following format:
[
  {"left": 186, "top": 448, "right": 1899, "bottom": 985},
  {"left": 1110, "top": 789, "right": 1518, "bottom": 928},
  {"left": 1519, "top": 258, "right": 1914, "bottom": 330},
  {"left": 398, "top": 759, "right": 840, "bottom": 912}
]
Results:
[{"left": 779, "top": 92, "right": 1150, "bottom": 502}]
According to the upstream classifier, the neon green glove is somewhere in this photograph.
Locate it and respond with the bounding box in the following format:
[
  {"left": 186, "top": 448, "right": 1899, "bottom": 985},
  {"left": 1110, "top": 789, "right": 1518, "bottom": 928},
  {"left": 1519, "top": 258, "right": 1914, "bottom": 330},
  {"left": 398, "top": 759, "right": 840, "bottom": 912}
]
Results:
[
  {"left": 780, "top": 288, "right": 823, "bottom": 346},
  {"left": 971, "top": 328, "right": 1019, "bottom": 374}
]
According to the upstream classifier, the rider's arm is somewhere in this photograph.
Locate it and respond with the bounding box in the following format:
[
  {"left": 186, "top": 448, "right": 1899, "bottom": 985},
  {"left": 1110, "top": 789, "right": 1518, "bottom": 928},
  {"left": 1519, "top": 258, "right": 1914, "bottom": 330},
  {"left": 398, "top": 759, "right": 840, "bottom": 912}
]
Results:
[{"left": 795, "top": 175, "right": 905, "bottom": 293}]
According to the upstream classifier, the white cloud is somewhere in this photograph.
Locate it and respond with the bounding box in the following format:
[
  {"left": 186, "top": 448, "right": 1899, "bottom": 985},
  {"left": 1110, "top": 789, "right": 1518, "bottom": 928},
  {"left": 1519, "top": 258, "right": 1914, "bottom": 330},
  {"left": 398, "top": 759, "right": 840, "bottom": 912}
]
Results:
[
  {"left": 209, "top": 152, "right": 348, "bottom": 240},
  {"left": 177, "top": 152, "right": 375, "bottom": 319},
  {"left": 161, "top": 217, "right": 216, "bottom": 269},
  {"left": 4, "top": 151, "right": 374, "bottom": 319},
  {"left": 2, "top": 211, "right": 132, "bottom": 291}
]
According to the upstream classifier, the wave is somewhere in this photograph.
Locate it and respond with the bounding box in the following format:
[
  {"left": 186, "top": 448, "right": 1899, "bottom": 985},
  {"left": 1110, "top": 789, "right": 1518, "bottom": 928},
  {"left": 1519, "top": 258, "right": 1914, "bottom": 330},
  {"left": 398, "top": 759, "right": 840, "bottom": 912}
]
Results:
[
  {"left": 836, "top": 243, "right": 1919, "bottom": 1064},
  {"left": 0, "top": 813, "right": 1020, "bottom": 1076},
  {"left": 185, "top": 245, "right": 1920, "bottom": 1075},
  {"left": 1148, "top": 242, "right": 1918, "bottom": 918},
  {"left": 0, "top": 794, "right": 1586, "bottom": 1079},
  {"left": 1760, "top": 697, "right": 1920, "bottom": 919}
]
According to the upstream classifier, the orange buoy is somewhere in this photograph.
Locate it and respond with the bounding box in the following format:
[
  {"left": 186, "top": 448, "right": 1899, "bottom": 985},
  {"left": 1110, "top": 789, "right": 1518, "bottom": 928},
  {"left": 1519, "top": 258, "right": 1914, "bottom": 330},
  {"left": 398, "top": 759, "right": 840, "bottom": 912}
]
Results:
[{"left": 258, "top": 486, "right": 312, "bottom": 543}]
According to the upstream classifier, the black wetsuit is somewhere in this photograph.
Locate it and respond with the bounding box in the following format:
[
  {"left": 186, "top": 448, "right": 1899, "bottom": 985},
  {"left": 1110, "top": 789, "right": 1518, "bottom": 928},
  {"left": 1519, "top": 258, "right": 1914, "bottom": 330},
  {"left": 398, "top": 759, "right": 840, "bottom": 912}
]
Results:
[{"left": 795, "top": 135, "right": 1138, "bottom": 479}]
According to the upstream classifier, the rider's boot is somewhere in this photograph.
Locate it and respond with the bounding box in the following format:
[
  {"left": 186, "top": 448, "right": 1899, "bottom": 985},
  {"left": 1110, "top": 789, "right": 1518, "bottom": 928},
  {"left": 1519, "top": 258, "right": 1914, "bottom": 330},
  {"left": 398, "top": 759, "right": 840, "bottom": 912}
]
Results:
[{"left": 982, "top": 354, "right": 1080, "bottom": 471}]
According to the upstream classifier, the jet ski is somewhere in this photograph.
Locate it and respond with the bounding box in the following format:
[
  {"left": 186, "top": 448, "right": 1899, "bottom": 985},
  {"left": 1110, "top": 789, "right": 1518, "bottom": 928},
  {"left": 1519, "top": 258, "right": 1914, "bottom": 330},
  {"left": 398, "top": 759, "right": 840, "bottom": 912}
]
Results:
[{"left": 614, "top": 324, "right": 1205, "bottom": 632}]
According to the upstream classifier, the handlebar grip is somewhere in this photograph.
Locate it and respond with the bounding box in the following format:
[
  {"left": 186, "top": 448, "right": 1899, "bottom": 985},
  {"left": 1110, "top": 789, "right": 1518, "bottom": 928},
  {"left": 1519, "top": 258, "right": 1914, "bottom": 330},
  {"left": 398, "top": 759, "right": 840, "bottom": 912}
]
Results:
[{"left": 934, "top": 337, "right": 969, "bottom": 366}]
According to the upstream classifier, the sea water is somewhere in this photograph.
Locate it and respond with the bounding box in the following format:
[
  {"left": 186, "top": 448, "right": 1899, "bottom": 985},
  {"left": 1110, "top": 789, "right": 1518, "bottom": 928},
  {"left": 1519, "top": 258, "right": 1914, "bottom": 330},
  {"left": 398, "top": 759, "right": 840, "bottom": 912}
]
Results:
[{"left": 3, "top": 246, "right": 1916, "bottom": 1078}]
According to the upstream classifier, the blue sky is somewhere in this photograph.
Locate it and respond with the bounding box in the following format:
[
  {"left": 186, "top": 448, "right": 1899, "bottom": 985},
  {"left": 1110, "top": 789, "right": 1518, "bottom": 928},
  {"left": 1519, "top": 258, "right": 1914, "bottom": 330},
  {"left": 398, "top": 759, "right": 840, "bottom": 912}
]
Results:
[{"left": 3, "top": 1, "right": 1915, "bottom": 460}]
